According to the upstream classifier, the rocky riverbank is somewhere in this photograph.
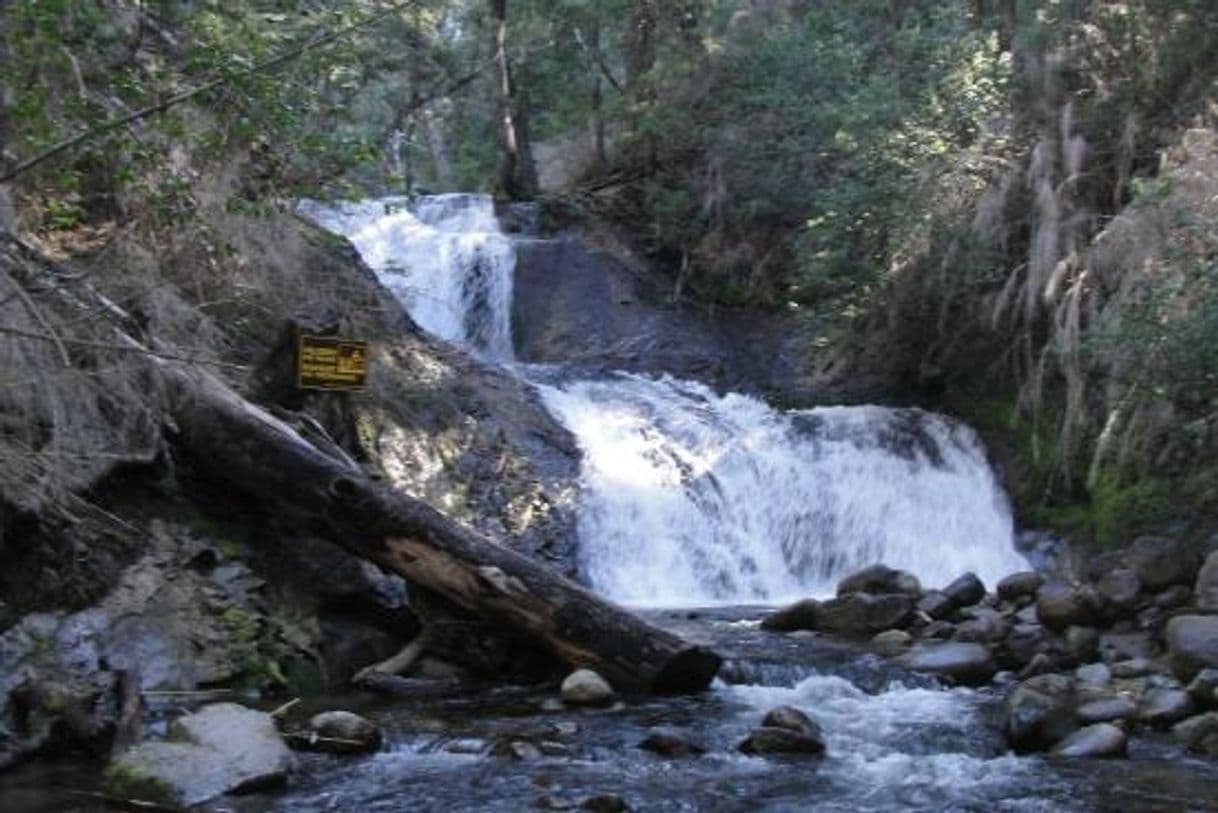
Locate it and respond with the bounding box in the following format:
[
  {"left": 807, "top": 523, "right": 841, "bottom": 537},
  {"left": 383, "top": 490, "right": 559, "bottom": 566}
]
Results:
[{"left": 762, "top": 538, "right": 1218, "bottom": 760}]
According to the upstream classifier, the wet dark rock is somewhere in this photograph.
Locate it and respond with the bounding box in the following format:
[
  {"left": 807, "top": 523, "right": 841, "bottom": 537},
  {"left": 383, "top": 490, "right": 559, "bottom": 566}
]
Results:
[
  {"left": 871, "top": 629, "right": 913, "bottom": 654},
  {"left": 490, "top": 740, "right": 543, "bottom": 760},
  {"left": 954, "top": 608, "right": 1010, "bottom": 644},
  {"left": 836, "top": 564, "right": 921, "bottom": 597},
  {"left": 1196, "top": 552, "right": 1218, "bottom": 611},
  {"left": 1166, "top": 615, "right": 1218, "bottom": 682},
  {"left": 1017, "top": 653, "right": 1058, "bottom": 680},
  {"left": 919, "top": 620, "right": 955, "bottom": 640},
  {"left": 738, "top": 726, "right": 827, "bottom": 757},
  {"left": 561, "top": 669, "right": 614, "bottom": 705},
  {"left": 1126, "top": 536, "right": 1201, "bottom": 592},
  {"left": 1005, "top": 676, "right": 1078, "bottom": 752},
  {"left": 581, "top": 793, "right": 631, "bottom": 812},
  {"left": 762, "top": 705, "right": 824, "bottom": 741},
  {"left": 1095, "top": 569, "right": 1142, "bottom": 620},
  {"left": 638, "top": 729, "right": 706, "bottom": 758},
  {"left": 1111, "top": 658, "right": 1157, "bottom": 679},
  {"left": 1036, "top": 585, "right": 1095, "bottom": 632},
  {"left": 304, "top": 711, "right": 382, "bottom": 754},
  {"left": 899, "top": 642, "right": 996, "bottom": 686},
  {"left": 815, "top": 593, "right": 914, "bottom": 637},
  {"left": 1154, "top": 585, "right": 1194, "bottom": 609},
  {"left": 997, "top": 572, "right": 1044, "bottom": 604},
  {"left": 761, "top": 599, "right": 820, "bottom": 632},
  {"left": 1065, "top": 627, "right": 1101, "bottom": 663},
  {"left": 105, "top": 704, "right": 293, "bottom": 808},
  {"left": 1050, "top": 723, "right": 1127, "bottom": 758},
  {"left": 1187, "top": 669, "right": 1218, "bottom": 708},
  {"left": 917, "top": 591, "right": 955, "bottom": 621},
  {"left": 1001, "top": 624, "right": 1051, "bottom": 670},
  {"left": 1173, "top": 713, "right": 1218, "bottom": 757},
  {"left": 1076, "top": 696, "right": 1138, "bottom": 725},
  {"left": 1099, "top": 631, "right": 1155, "bottom": 664},
  {"left": 1139, "top": 689, "right": 1195, "bottom": 728},
  {"left": 943, "top": 573, "right": 986, "bottom": 609}
]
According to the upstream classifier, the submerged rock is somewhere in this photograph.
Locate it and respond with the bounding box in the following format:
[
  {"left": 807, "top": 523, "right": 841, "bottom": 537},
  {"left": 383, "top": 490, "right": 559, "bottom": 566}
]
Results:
[
  {"left": 638, "top": 728, "right": 706, "bottom": 757},
  {"left": 106, "top": 703, "right": 293, "bottom": 807},
  {"left": 1050, "top": 723, "right": 1127, "bottom": 758},
  {"left": 304, "top": 710, "right": 382, "bottom": 754},
  {"left": 899, "top": 642, "right": 996, "bottom": 686},
  {"left": 561, "top": 669, "right": 615, "bottom": 705}
]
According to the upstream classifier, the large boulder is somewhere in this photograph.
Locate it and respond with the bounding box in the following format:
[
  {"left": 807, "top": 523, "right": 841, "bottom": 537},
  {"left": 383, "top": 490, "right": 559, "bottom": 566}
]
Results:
[
  {"left": 1050, "top": 723, "right": 1127, "bottom": 758},
  {"left": 836, "top": 564, "right": 921, "bottom": 597},
  {"left": 1005, "top": 675, "right": 1077, "bottom": 752},
  {"left": 997, "top": 572, "right": 1044, "bottom": 604},
  {"left": 1094, "top": 569, "right": 1142, "bottom": 620},
  {"left": 943, "top": 573, "right": 986, "bottom": 609},
  {"left": 1036, "top": 585, "right": 1095, "bottom": 632},
  {"left": 815, "top": 593, "right": 914, "bottom": 637},
  {"left": 899, "top": 642, "right": 996, "bottom": 686},
  {"left": 1196, "top": 552, "right": 1218, "bottom": 611},
  {"left": 1126, "top": 536, "right": 1201, "bottom": 592},
  {"left": 761, "top": 599, "right": 820, "bottom": 632},
  {"left": 1165, "top": 616, "right": 1218, "bottom": 682},
  {"left": 106, "top": 704, "right": 293, "bottom": 808}
]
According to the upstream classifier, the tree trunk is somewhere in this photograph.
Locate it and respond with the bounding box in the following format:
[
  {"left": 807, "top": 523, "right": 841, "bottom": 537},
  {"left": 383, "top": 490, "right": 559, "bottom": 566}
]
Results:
[
  {"left": 489, "top": 0, "right": 538, "bottom": 198},
  {"left": 165, "top": 364, "right": 720, "bottom": 693},
  {"left": 0, "top": 4, "right": 14, "bottom": 231}
]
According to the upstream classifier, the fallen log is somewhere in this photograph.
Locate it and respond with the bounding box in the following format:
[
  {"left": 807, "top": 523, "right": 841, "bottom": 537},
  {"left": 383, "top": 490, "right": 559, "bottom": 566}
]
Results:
[{"left": 163, "top": 365, "right": 721, "bottom": 693}]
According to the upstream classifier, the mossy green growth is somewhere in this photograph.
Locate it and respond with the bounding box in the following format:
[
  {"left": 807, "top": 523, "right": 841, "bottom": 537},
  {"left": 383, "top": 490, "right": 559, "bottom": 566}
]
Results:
[{"left": 104, "top": 759, "right": 180, "bottom": 809}]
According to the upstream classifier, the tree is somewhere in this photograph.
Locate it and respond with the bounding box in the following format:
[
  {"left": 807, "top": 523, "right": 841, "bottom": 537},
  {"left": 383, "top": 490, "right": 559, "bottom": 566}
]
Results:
[{"left": 489, "top": 0, "right": 538, "bottom": 197}]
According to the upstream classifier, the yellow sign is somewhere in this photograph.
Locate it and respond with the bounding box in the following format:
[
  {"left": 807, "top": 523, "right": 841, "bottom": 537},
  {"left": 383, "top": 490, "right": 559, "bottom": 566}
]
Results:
[{"left": 297, "top": 334, "right": 369, "bottom": 391}]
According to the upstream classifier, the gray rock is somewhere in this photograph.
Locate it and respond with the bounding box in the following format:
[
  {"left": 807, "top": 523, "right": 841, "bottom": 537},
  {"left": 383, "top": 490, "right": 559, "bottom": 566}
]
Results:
[
  {"left": 638, "top": 729, "right": 706, "bottom": 757},
  {"left": 919, "top": 620, "right": 955, "bottom": 640},
  {"left": 1126, "top": 536, "right": 1201, "bottom": 591},
  {"left": 1005, "top": 680, "right": 1078, "bottom": 752},
  {"left": 1036, "top": 585, "right": 1095, "bottom": 632},
  {"left": 917, "top": 591, "right": 955, "bottom": 621},
  {"left": 943, "top": 573, "right": 986, "bottom": 609},
  {"left": 1017, "top": 653, "right": 1058, "bottom": 680},
  {"left": 1050, "top": 723, "right": 1127, "bottom": 758},
  {"left": 762, "top": 705, "right": 824, "bottom": 740},
  {"left": 1173, "top": 712, "right": 1218, "bottom": 756},
  {"left": 305, "top": 711, "right": 381, "bottom": 754},
  {"left": 871, "top": 629, "right": 913, "bottom": 655},
  {"left": 1196, "top": 551, "right": 1218, "bottom": 611},
  {"left": 954, "top": 608, "right": 1011, "bottom": 644},
  {"left": 1139, "top": 689, "right": 1195, "bottom": 727},
  {"left": 1099, "top": 631, "right": 1155, "bottom": 664},
  {"left": 815, "top": 593, "right": 914, "bottom": 637},
  {"left": 1075, "top": 663, "right": 1112, "bottom": 686},
  {"left": 1095, "top": 569, "right": 1142, "bottom": 619},
  {"left": 899, "top": 642, "right": 996, "bottom": 686},
  {"left": 561, "top": 669, "right": 614, "bottom": 705},
  {"left": 1002, "top": 624, "right": 1051, "bottom": 670},
  {"left": 836, "top": 564, "right": 921, "bottom": 597},
  {"left": 1065, "top": 627, "right": 1100, "bottom": 663},
  {"left": 1187, "top": 669, "right": 1218, "bottom": 708},
  {"left": 1165, "top": 615, "right": 1218, "bottom": 682},
  {"left": 106, "top": 704, "right": 293, "bottom": 808},
  {"left": 1154, "top": 585, "right": 1194, "bottom": 609},
  {"left": 761, "top": 599, "right": 820, "bottom": 632},
  {"left": 1076, "top": 696, "right": 1137, "bottom": 724},
  {"left": 1110, "top": 658, "right": 1157, "bottom": 679},
  {"left": 737, "top": 726, "right": 826, "bottom": 757},
  {"left": 997, "top": 572, "right": 1044, "bottom": 604},
  {"left": 490, "top": 740, "right": 543, "bottom": 760}
]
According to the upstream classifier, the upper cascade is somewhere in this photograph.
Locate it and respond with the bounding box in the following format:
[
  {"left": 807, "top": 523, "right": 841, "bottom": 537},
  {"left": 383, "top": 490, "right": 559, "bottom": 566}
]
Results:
[
  {"left": 305, "top": 193, "right": 1029, "bottom": 606},
  {"left": 299, "top": 194, "right": 515, "bottom": 360}
]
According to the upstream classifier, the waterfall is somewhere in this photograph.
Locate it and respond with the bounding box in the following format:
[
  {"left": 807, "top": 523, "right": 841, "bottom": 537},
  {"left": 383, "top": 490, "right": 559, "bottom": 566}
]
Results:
[
  {"left": 299, "top": 194, "right": 515, "bottom": 359},
  {"left": 304, "top": 194, "right": 1028, "bottom": 606}
]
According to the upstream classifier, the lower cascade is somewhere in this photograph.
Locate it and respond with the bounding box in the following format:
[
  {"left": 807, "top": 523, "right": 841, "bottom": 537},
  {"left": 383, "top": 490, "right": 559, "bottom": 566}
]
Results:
[{"left": 303, "top": 193, "right": 1029, "bottom": 606}]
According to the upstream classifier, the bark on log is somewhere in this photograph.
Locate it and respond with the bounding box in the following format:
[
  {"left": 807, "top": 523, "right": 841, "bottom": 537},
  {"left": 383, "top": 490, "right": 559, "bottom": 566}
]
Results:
[{"left": 164, "top": 365, "right": 721, "bottom": 694}]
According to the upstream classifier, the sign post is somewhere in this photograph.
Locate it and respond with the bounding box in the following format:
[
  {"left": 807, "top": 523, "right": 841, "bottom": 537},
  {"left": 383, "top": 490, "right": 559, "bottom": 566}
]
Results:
[{"left": 297, "top": 334, "right": 369, "bottom": 391}]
